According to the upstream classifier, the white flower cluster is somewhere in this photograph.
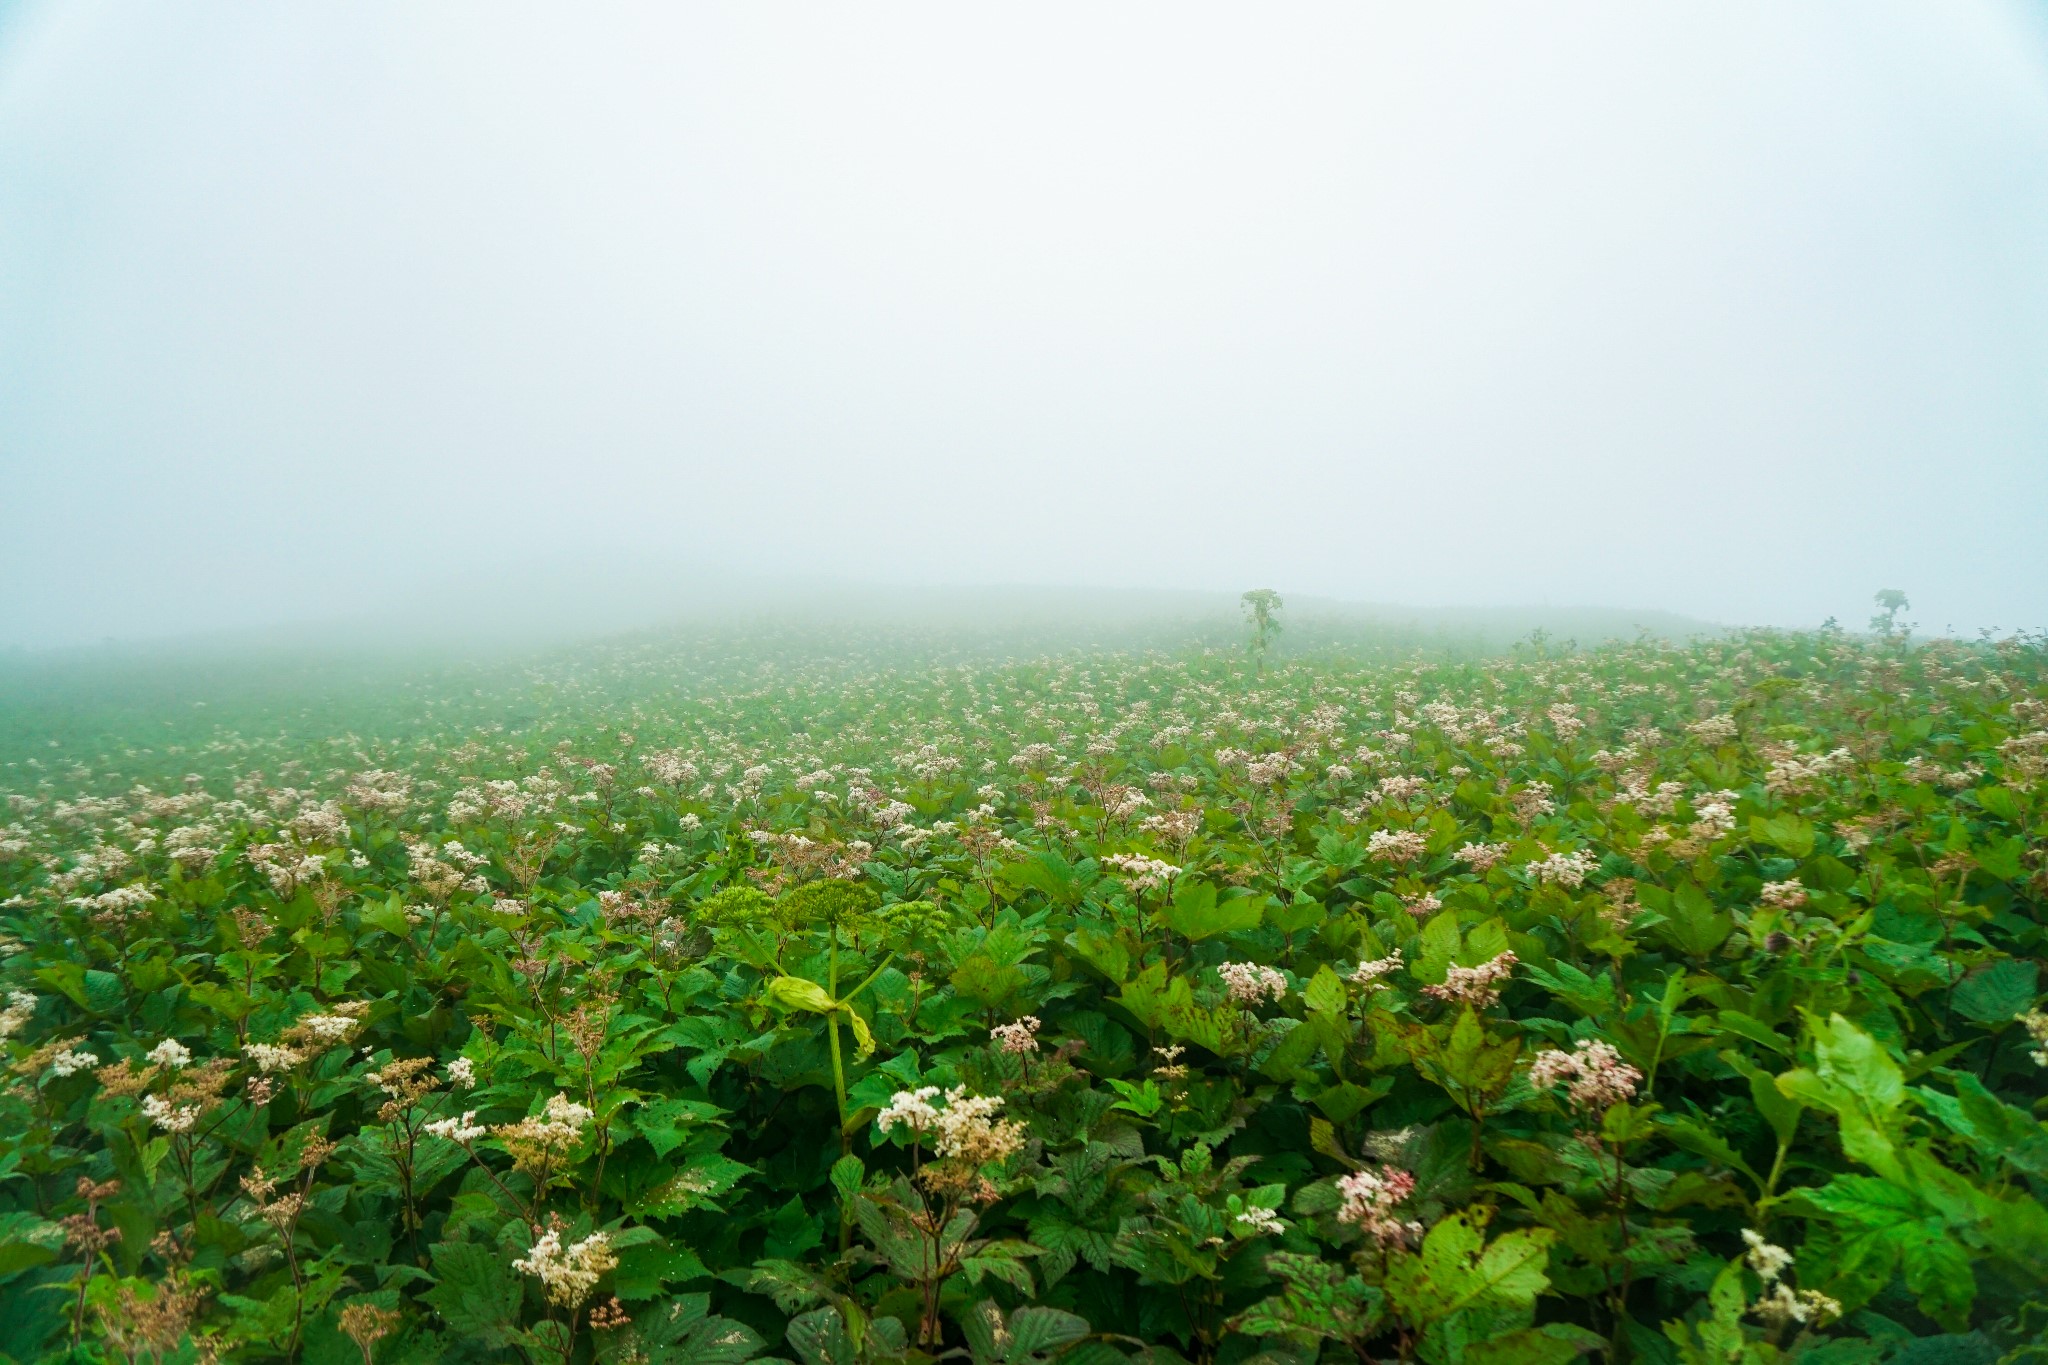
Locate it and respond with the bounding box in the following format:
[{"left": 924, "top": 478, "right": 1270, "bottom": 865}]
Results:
[
  {"left": 1376, "top": 774, "right": 1427, "bottom": 803},
  {"left": 1335, "top": 1165, "right": 1421, "bottom": 1249},
  {"left": 1102, "top": 853, "right": 1180, "bottom": 892},
  {"left": 1235, "top": 1206, "right": 1287, "bottom": 1236},
  {"left": 1689, "top": 714, "right": 1739, "bottom": 746},
  {"left": 424, "top": 1110, "right": 488, "bottom": 1143},
  {"left": 1245, "top": 753, "right": 1294, "bottom": 786},
  {"left": 1366, "top": 829, "right": 1428, "bottom": 864},
  {"left": 1349, "top": 950, "right": 1403, "bottom": 989},
  {"left": 1009, "top": 744, "right": 1061, "bottom": 771},
  {"left": 245, "top": 1043, "right": 305, "bottom": 1074},
  {"left": 1453, "top": 841, "right": 1509, "bottom": 873},
  {"left": 1686, "top": 791, "right": 1741, "bottom": 843},
  {"left": 1759, "top": 879, "right": 1807, "bottom": 909},
  {"left": 1422, "top": 951, "right": 1518, "bottom": 1008},
  {"left": 1742, "top": 1230, "right": 1841, "bottom": 1328},
  {"left": 68, "top": 884, "right": 156, "bottom": 920},
  {"left": 1400, "top": 892, "right": 1441, "bottom": 920},
  {"left": 1527, "top": 848, "right": 1598, "bottom": 889},
  {"left": 147, "top": 1039, "right": 192, "bottom": 1068},
  {"left": 48, "top": 1047, "right": 100, "bottom": 1077},
  {"left": 530, "top": 1093, "right": 595, "bottom": 1143},
  {"left": 2020, "top": 1010, "right": 2048, "bottom": 1068},
  {"left": 876, "top": 1086, "right": 944, "bottom": 1135},
  {"left": 299, "top": 1014, "right": 361, "bottom": 1043},
  {"left": 0, "top": 990, "right": 35, "bottom": 1041},
  {"left": 142, "top": 1094, "right": 200, "bottom": 1132},
  {"left": 876, "top": 1086, "right": 1025, "bottom": 1164},
  {"left": 513, "top": 1228, "right": 617, "bottom": 1308},
  {"left": 1217, "top": 961, "right": 1288, "bottom": 1007}
]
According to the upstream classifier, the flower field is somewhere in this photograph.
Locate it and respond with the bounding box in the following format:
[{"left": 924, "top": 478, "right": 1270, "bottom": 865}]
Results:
[{"left": 2, "top": 620, "right": 2046, "bottom": 1364}]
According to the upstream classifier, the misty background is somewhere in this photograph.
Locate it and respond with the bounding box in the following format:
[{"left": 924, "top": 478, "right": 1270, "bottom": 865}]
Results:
[{"left": 3, "top": 2, "right": 2047, "bottom": 652}]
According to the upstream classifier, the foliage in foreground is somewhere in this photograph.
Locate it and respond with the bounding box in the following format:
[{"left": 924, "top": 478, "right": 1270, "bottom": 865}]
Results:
[{"left": 2, "top": 622, "right": 2047, "bottom": 1364}]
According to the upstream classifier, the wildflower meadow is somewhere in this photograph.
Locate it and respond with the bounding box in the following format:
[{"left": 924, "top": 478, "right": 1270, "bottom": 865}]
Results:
[{"left": 2, "top": 602, "right": 2046, "bottom": 1364}]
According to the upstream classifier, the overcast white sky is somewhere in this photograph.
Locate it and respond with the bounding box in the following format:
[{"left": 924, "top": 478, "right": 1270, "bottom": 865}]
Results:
[{"left": 2, "top": 2, "right": 2046, "bottom": 647}]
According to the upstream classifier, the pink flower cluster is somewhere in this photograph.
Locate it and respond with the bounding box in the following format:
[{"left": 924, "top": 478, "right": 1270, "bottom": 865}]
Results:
[
  {"left": 1528, "top": 1038, "right": 1642, "bottom": 1112},
  {"left": 1421, "top": 950, "right": 1518, "bottom": 1008},
  {"left": 1335, "top": 1164, "right": 1421, "bottom": 1249},
  {"left": 991, "top": 1016, "right": 1041, "bottom": 1056}
]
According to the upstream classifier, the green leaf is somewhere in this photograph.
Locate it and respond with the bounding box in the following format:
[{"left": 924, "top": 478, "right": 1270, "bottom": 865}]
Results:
[
  {"left": 1163, "top": 881, "right": 1264, "bottom": 940},
  {"left": 1313, "top": 1078, "right": 1393, "bottom": 1124},
  {"left": 613, "top": 1239, "right": 710, "bottom": 1301},
  {"left": 423, "top": 1240, "right": 523, "bottom": 1347},
  {"left": 1268, "top": 898, "right": 1326, "bottom": 936},
  {"left": 1658, "top": 881, "right": 1732, "bottom": 958},
  {"left": 1231, "top": 1253, "right": 1382, "bottom": 1344},
  {"left": 1302, "top": 965, "right": 1346, "bottom": 1018},
  {"left": 1950, "top": 959, "right": 2037, "bottom": 1026},
  {"left": 1656, "top": 1113, "right": 1757, "bottom": 1182},
  {"left": 1898, "top": 1229, "right": 1975, "bottom": 1332},
  {"left": 1383, "top": 1210, "right": 1554, "bottom": 1328},
  {"left": 1004, "top": 1305, "right": 1091, "bottom": 1361},
  {"left": 1416, "top": 910, "right": 1463, "bottom": 983},
  {"left": 1914, "top": 1071, "right": 2048, "bottom": 1178},
  {"left": 1464, "top": 1324, "right": 1606, "bottom": 1365},
  {"left": 83, "top": 969, "right": 125, "bottom": 1015},
  {"left": 359, "top": 895, "right": 413, "bottom": 937},
  {"left": 1750, "top": 813, "right": 1815, "bottom": 858},
  {"left": 1065, "top": 925, "right": 1129, "bottom": 984},
  {"left": 1721, "top": 1050, "right": 1804, "bottom": 1147},
  {"left": 785, "top": 1306, "right": 856, "bottom": 1365},
  {"left": 600, "top": 1294, "right": 767, "bottom": 1365},
  {"left": 1712, "top": 1011, "right": 1793, "bottom": 1056},
  {"left": 1975, "top": 835, "right": 2026, "bottom": 882},
  {"left": 1777, "top": 1013, "right": 1905, "bottom": 1181},
  {"left": 843, "top": 1006, "right": 876, "bottom": 1061},
  {"left": 1975, "top": 785, "right": 2021, "bottom": 821}
]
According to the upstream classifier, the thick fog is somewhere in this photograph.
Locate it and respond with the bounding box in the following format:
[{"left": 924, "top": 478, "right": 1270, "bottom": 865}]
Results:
[{"left": 2, "top": 2, "right": 2046, "bottom": 649}]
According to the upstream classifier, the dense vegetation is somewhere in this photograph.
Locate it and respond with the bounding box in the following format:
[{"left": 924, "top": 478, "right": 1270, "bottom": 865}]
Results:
[{"left": 2, "top": 613, "right": 2046, "bottom": 1365}]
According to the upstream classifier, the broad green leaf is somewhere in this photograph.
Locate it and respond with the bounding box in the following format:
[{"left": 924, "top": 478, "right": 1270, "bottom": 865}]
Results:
[
  {"left": 423, "top": 1240, "right": 523, "bottom": 1346},
  {"left": 1721, "top": 1050, "right": 1804, "bottom": 1146},
  {"left": 1950, "top": 959, "right": 2036, "bottom": 1026},
  {"left": 1464, "top": 1324, "right": 1606, "bottom": 1365},
  {"left": 1383, "top": 1210, "right": 1554, "bottom": 1327},
  {"left": 1302, "top": 965, "right": 1346, "bottom": 1018},
  {"left": 1914, "top": 1071, "right": 2048, "bottom": 1179},
  {"left": 612, "top": 1239, "right": 710, "bottom": 1301},
  {"left": 1750, "top": 813, "right": 1815, "bottom": 858},
  {"left": 1231, "top": 1252, "right": 1382, "bottom": 1344},
  {"left": 1004, "top": 1305, "right": 1091, "bottom": 1360},
  {"left": 1777, "top": 1014, "right": 1905, "bottom": 1181},
  {"left": 1659, "top": 881, "right": 1731, "bottom": 958},
  {"left": 1163, "top": 881, "right": 1264, "bottom": 940},
  {"left": 598, "top": 1294, "right": 767, "bottom": 1365},
  {"left": 84, "top": 969, "right": 125, "bottom": 1015}
]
